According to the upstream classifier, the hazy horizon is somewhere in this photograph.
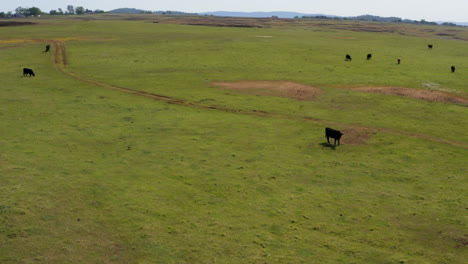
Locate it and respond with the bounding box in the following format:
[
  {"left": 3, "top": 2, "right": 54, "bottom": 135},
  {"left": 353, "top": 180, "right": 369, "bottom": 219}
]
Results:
[{"left": 3, "top": 0, "right": 467, "bottom": 22}]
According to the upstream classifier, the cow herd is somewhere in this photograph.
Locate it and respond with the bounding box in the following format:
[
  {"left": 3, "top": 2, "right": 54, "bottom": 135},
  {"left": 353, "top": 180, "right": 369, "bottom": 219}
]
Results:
[
  {"left": 21, "top": 43, "right": 458, "bottom": 147},
  {"left": 22, "top": 44, "right": 51, "bottom": 78},
  {"left": 334, "top": 43, "right": 458, "bottom": 146},
  {"left": 345, "top": 44, "right": 456, "bottom": 71}
]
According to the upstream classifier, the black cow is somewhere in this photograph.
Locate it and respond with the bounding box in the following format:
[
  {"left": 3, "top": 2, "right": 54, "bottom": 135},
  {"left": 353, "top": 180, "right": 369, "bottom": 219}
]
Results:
[
  {"left": 44, "top": 44, "right": 50, "bottom": 52},
  {"left": 367, "top": 54, "right": 372, "bottom": 60},
  {"left": 428, "top": 44, "right": 433, "bottom": 49},
  {"left": 23, "top": 68, "right": 35, "bottom": 77},
  {"left": 451, "top": 66, "right": 456, "bottom": 73},
  {"left": 325, "top": 127, "right": 344, "bottom": 146},
  {"left": 397, "top": 58, "right": 401, "bottom": 64},
  {"left": 345, "top": 54, "right": 352, "bottom": 61}
]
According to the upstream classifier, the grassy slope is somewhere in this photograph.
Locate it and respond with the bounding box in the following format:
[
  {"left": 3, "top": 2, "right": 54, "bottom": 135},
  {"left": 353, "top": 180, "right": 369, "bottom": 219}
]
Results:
[{"left": 1, "top": 18, "right": 467, "bottom": 263}]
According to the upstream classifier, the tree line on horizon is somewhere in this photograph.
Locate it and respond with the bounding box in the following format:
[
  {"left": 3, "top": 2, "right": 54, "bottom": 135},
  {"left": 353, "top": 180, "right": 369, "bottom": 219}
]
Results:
[
  {"left": 0, "top": 5, "right": 104, "bottom": 18},
  {"left": 298, "top": 14, "right": 459, "bottom": 27},
  {"left": 0, "top": 6, "right": 196, "bottom": 18}
]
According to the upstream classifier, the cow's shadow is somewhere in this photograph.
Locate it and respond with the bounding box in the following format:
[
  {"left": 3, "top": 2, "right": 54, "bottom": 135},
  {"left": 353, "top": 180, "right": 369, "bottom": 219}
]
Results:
[{"left": 320, "top": 142, "right": 337, "bottom": 150}]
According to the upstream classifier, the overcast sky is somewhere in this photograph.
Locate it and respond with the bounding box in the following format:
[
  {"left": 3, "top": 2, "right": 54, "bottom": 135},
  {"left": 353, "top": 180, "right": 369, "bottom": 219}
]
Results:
[{"left": 3, "top": 0, "right": 467, "bottom": 22}]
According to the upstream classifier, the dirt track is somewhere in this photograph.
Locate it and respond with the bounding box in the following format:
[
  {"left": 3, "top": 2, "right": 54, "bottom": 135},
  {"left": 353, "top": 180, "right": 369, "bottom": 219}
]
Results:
[{"left": 6, "top": 38, "right": 467, "bottom": 148}]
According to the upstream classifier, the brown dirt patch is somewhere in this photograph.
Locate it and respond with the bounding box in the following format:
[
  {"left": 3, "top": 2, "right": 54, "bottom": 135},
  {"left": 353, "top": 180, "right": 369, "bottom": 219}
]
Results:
[
  {"left": 212, "top": 81, "right": 321, "bottom": 101},
  {"left": 340, "top": 128, "right": 374, "bottom": 145},
  {"left": 349, "top": 87, "right": 468, "bottom": 105}
]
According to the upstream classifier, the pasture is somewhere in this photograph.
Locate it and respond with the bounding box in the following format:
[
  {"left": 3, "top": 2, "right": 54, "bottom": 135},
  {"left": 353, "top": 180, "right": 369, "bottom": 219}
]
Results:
[{"left": 1, "top": 15, "right": 467, "bottom": 263}]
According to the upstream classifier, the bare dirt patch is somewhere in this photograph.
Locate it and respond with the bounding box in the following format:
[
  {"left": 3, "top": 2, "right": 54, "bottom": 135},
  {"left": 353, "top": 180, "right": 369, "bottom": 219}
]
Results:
[
  {"left": 349, "top": 87, "right": 468, "bottom": 105},
  {"left": 340, "top": 128, "right": 374, "bottom": 145},
  {"left": 212, "top": 81, "right": 321, "bottom": 101}
]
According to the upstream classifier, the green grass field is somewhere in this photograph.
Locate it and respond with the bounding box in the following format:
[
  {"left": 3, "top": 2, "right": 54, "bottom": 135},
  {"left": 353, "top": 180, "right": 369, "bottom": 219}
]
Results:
[{"left": 1, "top": 15, "right": 467, "bottom": 263}]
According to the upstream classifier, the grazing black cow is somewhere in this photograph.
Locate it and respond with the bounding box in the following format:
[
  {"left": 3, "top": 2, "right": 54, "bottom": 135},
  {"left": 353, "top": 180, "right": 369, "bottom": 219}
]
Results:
[
  {"left": 325, "top": 127, "right": 344, "bottom": 146},
  {"left": 345, "top": 54, "right": 352, "bottom": 61},
  {"left": 23, "top": 68, "right": 35, "bottom": 77},
  {"left": 451, "top": 66, "right": 456, "bottom": 73},
  {"left": 428, "top": 44, "right": 433, "bottom": 49},
  {"left": 367, "top": 53, "right": 372, "bottom": 60},
  {"left": 44, "top": 44, "right": 50, "bottom": 52},
  {"left": 397, "top": 58, "right": 401, "bottom": 64}
]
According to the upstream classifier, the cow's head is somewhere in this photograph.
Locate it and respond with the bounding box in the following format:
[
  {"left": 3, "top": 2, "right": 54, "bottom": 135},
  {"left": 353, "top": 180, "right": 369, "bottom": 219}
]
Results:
[{"left": 337, "top": 131, "right": 343, "bottom": 139}]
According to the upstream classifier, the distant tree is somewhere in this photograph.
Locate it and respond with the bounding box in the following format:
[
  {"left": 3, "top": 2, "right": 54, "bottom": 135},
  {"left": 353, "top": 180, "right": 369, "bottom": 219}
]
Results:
[
  {"left": 49, "top": 10, "right": 58, "bottom": 15},
  {"left": 0, "top": 12, "right": 5, "bottom": 18},
  {"left": 75, "top": 6, "right": 85, "bottom": 15},
  {"left": 15, "top": 7, "right": 27, "bottom": 16},
  {"left": 67, "top": 5, "right": 74, "bottom": 15},
  {"left": 441, "top": 22, "right": 457, "bottom": 27},
  {"left": 419, "top": 19, "right": 437, "bottom": 25},
  {"left": 57, "top": 8, "right": 64, "bottom": 15},
  {"left": 28, "top": 7, "right": 42, "bottom": 16},
  {"left": 94, "top": 9, "right": 105, "bottom": 13},
  {"left": 14, "top": 7, "right": 41, "bottom": 16}
]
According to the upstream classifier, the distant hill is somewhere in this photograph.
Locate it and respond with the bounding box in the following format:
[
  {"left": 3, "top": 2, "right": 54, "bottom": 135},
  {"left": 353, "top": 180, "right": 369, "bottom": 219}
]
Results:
[
  {"left": 199, "top": 11, "right": 335, "bottom": 19},
  {"left": 109, "top": 8, "right": 197, "bottom": 15},
  {"left": 109, "top": 8, "right": 147, "bottom": 14}
]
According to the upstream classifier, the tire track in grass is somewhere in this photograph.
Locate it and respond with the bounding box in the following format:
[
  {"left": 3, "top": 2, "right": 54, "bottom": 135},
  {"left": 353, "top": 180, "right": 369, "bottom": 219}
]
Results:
[{"left": 45, "top": 39, "right": 468, "bottom": 148}]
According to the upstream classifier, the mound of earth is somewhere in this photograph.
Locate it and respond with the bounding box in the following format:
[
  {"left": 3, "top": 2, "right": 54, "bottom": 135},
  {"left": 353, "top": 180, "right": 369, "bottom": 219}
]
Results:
[
  {"left": 212, "top": 81, "right": 321, "bottom": 101},
  {"left": 350, "top": 87, "right": 468, "bottom": 105}
]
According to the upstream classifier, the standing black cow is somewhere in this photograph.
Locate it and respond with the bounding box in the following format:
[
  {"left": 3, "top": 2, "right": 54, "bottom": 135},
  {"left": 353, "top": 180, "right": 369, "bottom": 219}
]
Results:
[
  {"left": 44, "top": 44, "right": 50, "bottom": 52},
  {"left": 367, "top": 53, "right": 372, "bottom": 60},
  {"left": 345, "top": 54, "right": 352, "bottom": 61},
  {"left": 451, "top": 66, "right": 456, "bottom": 73},
  {"left": 397, "top": 58, "right": 401, "bottom": 64},
  {"left": 428, "top": 44, "right": 433, "bottom": 49},
  {"left": 325, "top": 127, "right": 344, "bottom": 146},
  {"left": 23, "top": 68, "right": 35, "bottom": 77}
]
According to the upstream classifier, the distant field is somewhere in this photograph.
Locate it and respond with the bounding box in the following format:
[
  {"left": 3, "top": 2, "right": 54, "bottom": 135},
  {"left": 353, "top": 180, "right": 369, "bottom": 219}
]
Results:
[{"left": 1, "top": 15, "right": 467, "bottom": 263}]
